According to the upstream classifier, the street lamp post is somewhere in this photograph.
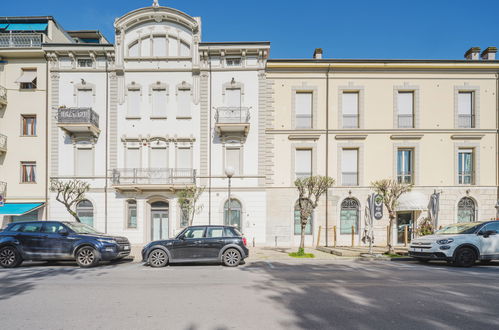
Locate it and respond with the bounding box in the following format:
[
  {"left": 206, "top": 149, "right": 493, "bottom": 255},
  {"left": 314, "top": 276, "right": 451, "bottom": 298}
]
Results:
[{"left": 225, "top": 166, "right": 235, "bottom": 226}]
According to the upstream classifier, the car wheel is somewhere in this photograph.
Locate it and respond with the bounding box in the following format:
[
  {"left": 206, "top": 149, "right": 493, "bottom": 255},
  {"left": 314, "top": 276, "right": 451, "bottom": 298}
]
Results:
[
  {"left": 75, "top": 247, "right": 100, "bottom": 268},
  {"left": 148, "top": 249, "right": 168, "bottom": 268},
  {"left": 0, "top": 246, "right": 22, "bottom": 268},
  {"left": 222, "top": 248, "right": 241, "bottom": 267},
  {"left": 453, "top": 247, "right": 476, "bottom": 267}
]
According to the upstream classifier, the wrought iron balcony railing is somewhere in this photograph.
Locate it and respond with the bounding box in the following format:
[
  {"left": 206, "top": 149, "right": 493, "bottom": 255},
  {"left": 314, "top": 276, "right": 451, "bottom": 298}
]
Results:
[
  {"left": 342, "top": 172, "right": 359, "bottom": 186},
  {"left": 215, "top": 107, "right": 251, "bottom": 123},
  {"left": 458, "top": 114, "right": 475, "bottom": 128},
  {"left": 0, "top": 133, "right": 7, "bottom": 153},
  {"left": 342, "top": 114, "right": 359, "bottom": 128},
  {"left": 0, "top": 33, "right": 42, "bottom": 48},
  {"left": 111, "top": 168, "right": 196, "bottom": 186},
  {"left": 0, "top": 85, "right": 6, "bottom": 105},
  {"left": 397, "top": 114, "right": 414, "bottom": 128}
]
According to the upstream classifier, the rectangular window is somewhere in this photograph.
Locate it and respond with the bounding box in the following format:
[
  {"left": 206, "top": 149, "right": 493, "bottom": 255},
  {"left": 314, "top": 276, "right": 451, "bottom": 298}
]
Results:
[
  {"left": 342, "top": 92, "right": 359, "bottom": 128},
  {"left": 75, "top": 147, "right": 94, "bottom": 176},
  {"left": 397, "top": 92, "right": 414, "bottom": 128},
  {"left": 151, "top": 89, "right": 167, "bottom": 117},
  {"left": 177, "top": 89, "right": 191, "bottom": 117},
  {"left": 127, "top": 201, "right": 137, "bottom": 229},
  {"left": 77, "top": 59, "right": 93, "bottom": 68},
  {"left": 22, "top": 115, "right": 36, "bottom": 136},
  {"left": 295, "top": 149, "right": 312, "bottom": 179},
  {"left": 226, "top": 88, "right": 241, "bottom": 108},
  {"left": 127, "top": 89, "right": 141, "bottom": 117},
  {"left": 126, "top": 148, "right": 141, "bottom": 169},
  {"left": 226, "top": 147, "right": 241, "bottom": 176},
  {"left": 458, "top": 149, "right": 474, "bottom": 184},
  {"left": 77, "top": 89, "right": 93, "bottom": 108},
  {"left": 397, "top": 149, "right": 413, "bottom": 183},
  {"left": 341, "top": 149, "right": 358, "bottom": 186},
  {"left": 295, "top": 92, "right": 313, "bottom": 129},
  {"left": 21, "top": 161, "right": 36, "bottom": 183},
  {"left": 177, "top": 147, "right": 192, "bottom": 169},
  {"left": 149, "top": 147, "right": 168, "bottom": 168},
  {"left": 226, "top": 58, "right": 241, "bottom": 66},
  {"left": 458, "top": 92, "right": 474, "bottom": 128},
  {"left": 17, "top": 69, "right": 37, "bottom": 90}
]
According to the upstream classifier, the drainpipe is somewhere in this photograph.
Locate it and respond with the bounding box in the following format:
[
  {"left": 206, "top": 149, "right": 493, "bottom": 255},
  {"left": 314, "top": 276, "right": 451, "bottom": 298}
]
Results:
[
  {"left": 496, "top": 73, "right": 499, "bottom": 219},
  {"left": 208, "top": 51, "right": 212, "bottom": 224},
  {"left": 325, "top": 64, "right": 331, "bottom": 246},
  {"left": 44, "top": 59, "right": 49, "bottom": 220},
  {"left": 104, "top": 53, "right": 109, "bottom": 233}
]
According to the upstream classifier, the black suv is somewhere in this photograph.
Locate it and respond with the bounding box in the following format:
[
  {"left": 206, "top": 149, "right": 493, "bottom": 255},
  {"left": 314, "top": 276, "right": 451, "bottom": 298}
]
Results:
[
  {"left": 142, "top": 225, "right": 249, "bottom": 267},
  {"left": 0, "top": 221, "right": 130, "bottom": 268}
]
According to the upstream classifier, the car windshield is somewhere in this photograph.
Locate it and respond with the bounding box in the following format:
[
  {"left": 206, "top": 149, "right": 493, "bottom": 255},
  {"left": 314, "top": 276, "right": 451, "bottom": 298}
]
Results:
[
  {"left": 64, "top": 222, "right": 102, "bottom": 234},
  {"left": 435, "top": 222, "right": 483, "bottom": 235}
]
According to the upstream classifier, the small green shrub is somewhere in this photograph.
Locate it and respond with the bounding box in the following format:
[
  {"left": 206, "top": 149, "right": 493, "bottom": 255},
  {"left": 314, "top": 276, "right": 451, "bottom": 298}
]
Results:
[{"left": 289, "top": 248, "right": 315, "bottom": 258}]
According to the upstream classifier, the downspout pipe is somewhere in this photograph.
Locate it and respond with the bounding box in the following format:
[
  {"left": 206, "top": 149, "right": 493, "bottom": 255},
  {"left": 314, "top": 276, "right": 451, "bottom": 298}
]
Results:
[
  {"left": 104, "top": 55, "right": 109, "bottom": 233},
  {"left": 325, "top": 64, "right": 331, "bottom": 246},
  {"left": 496, "top": 73, "right": 499, "bottom": 219},
  {"left": 44, "top": 58, "right": 49, "bottom": 220},
  {"left": 208, "top": 50, "right": 212, "bottom": 224}
]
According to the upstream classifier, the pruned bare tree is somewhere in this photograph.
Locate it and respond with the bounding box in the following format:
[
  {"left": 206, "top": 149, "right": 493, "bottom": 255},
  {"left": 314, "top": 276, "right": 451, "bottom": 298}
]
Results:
[
  {"left": 177, "top": 186, "right": 205, "bottom": 227},
  {"left": 294, "top": 176, "right": 335, "bottom": 253},
  {"left": 50, "top": 179, "right": 90, "bottom": 222},
  {"left": 371, "top": 179, "right": 413, "bottom": 254}
]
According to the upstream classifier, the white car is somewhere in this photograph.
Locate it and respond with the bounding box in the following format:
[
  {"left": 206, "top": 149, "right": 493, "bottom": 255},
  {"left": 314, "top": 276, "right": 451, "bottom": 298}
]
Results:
[{"left": 409, "top": 221, "right": 499, "bottom": 267}]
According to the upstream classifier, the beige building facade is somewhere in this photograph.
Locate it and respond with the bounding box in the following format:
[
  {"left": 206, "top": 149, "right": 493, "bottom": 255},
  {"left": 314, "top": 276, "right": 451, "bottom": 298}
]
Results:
[{"left": 265, "top": 48, "right": 499, "bottom": 247}]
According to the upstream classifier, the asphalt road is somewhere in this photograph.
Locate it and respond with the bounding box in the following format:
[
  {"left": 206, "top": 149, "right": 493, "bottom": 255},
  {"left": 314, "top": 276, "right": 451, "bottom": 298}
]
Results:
[{"left": 1, "top": 259, "right": 499, "bottom": 330}]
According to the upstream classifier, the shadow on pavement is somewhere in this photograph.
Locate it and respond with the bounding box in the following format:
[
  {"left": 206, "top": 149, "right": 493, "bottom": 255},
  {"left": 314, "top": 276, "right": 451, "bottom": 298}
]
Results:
[{"left": 241, "top": 261, "right": 499, "bottom": 329}]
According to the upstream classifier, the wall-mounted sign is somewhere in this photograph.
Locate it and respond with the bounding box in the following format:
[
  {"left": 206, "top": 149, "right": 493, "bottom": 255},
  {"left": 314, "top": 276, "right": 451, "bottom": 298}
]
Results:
[{"left": 374, "top": 194, "right": 383, "bottom": 220}]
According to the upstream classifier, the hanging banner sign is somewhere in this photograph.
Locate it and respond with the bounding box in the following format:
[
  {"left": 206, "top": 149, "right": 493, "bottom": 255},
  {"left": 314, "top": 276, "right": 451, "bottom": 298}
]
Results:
[{"left": 373, "top": 194, "right": 383, "bottom": 220}]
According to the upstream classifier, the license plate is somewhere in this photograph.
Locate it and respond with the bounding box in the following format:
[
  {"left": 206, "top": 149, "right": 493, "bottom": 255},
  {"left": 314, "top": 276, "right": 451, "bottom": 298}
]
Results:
[
  {"left": 124, "top": 246, "right": 130, "bottom": 250},
  {"left": 418, "top": 248, "right": 423, "bottom": 252}
]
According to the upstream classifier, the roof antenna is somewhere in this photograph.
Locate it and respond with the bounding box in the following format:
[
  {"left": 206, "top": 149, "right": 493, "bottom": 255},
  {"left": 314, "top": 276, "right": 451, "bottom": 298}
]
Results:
[{"left": 152, "top": 0, "right": 160, "bottom": 7}]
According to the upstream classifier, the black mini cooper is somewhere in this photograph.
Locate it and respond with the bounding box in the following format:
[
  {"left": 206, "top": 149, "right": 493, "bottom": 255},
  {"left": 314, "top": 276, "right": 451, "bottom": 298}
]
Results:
[{"left": 142, "top": 225, "right": 249, "bottom": 267}]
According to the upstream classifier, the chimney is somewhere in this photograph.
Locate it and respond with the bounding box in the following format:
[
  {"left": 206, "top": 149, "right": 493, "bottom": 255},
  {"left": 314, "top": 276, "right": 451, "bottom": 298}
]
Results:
[
  {"left": 464, "top": 47, "right": 481, "bottom": 60},
  {"left": 313, "top": 48, "right": 323, "bottom": 59},
  {"left": 481, "top": 47, "right": 497, "bottom": 60}
]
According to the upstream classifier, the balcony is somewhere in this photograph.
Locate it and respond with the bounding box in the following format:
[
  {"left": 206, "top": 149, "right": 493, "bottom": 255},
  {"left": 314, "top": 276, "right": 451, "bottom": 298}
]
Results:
[
  {"left": 0, "top": 33, "right": 42, "bottom": 48},
  {"left": 397, "top": 114, "right": 414, "bottom": 128},
  {"left": 0, "top": 85, "right": 6, "bottom": 106},
  {"left": 57, "top": 107, "right": 100, "bottom": 137},
  {"left": 342, "top": 172, "right": 358, "bottom": 186},
  {"left": 215, "top": 107, "right": 250, "bottom": 136},
  {"left": 458, "top": 114, "right": 475, "bottom": 128},
  {"left": 110, "top": 168, "right": 196, "bottom": 191},
  {"left": 0, "top": 133, "right": 6, "bottom": 154}
]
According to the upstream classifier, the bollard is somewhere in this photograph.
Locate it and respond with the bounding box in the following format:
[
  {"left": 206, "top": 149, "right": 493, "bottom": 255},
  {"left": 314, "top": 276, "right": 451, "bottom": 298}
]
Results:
[
  {"left": 317, "top": 225, "right": 322, "bottom": 248},
  {"left": 404, "top": 226, "right": 408, "bottom": 247},
  {"left": 387, "top": 225, "right": 390, "bottom": 247},
  {"left": 351, "top": 225, "right": 355, "bottom": 247},
  {"left": 333, "top": 226, "right": 337, "bottom": 247}
]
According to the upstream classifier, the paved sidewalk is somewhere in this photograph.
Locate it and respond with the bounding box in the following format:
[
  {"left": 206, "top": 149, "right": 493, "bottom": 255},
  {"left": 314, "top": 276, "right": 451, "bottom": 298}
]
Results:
[
  {"left": 317, "top": 245, "right": 409, "bottom": 257},
  {"left": 247, "top": 247, "right": 339, "bottom": 261}
]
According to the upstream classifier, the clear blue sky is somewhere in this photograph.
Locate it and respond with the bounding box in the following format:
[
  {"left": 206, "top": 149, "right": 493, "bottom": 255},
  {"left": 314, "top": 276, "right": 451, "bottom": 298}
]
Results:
[{"left": 3, "top": 0, "right": 499, "bottom": 60}]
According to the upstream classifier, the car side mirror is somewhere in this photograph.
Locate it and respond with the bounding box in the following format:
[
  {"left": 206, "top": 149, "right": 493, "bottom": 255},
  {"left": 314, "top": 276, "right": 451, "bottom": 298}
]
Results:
[
  {"left": 483, "top": 230, "right": 497, "bottom": 238},
  {"left": 178, "top": 235, "right": 185, "bottom": 240},
  {"left": 58, "top": 229, "right": 69, "bottom": 236}
]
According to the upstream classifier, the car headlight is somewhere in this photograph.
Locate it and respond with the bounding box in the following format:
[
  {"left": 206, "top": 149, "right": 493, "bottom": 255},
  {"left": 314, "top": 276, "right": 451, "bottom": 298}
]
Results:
[
  {"left": 97, "top": 239, "right": 117, "bottom": 244},
  {"left": 437, "top": 238, "right": 454, "bottom": 245}
]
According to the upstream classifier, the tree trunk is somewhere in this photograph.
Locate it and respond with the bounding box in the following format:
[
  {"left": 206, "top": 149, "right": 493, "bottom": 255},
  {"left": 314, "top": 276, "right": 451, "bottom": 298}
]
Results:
[
  {"left": 66, "top": 204, "right": 80, "bottom": 222},
  {"left": 299, "top": 222, "right": 306, "bottom": 251},
  {"left": 387, "top": 214, "right": 395, "bottom": 254}
]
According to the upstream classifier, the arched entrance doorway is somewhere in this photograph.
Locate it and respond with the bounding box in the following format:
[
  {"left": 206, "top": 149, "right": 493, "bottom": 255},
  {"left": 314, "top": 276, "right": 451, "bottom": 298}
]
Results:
[{"left": 151, "top": 201, "right": 169, "bottom": 240}]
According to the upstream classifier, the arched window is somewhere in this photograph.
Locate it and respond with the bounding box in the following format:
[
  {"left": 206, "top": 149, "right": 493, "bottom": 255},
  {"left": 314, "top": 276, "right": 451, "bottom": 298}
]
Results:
[
  {"left": 127, "top": 200, "right": 137, "bottom": 229},
  {"left": 77, "top": 200, "right": 94, "bottom": 227},
  {"left": 340, "top": 198, "right": 359, "bottom": 234},
  {"left": 457, "top": 197, "right": 476, "bottom": 223},
  {"left": 128, "top": 41, "right": 139, "bottom": 57},
  {"left": 224, "top": 199, "right": 242, "bottom": 229},
  {"left": 294, "top": 200, "right": 312, "bottom": 235}
]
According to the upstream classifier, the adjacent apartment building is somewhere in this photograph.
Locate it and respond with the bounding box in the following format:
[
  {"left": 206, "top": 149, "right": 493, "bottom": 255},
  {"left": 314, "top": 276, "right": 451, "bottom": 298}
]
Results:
[
  {"left": 0, "top": 17, "right": 72, "bottom": 225},
  {"left": 265, "top": 48, "right": 499, "bottom": 247}
]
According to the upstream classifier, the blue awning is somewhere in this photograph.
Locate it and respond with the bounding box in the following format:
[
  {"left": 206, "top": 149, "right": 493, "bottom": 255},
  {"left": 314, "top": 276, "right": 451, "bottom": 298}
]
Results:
[
  {"left": 5, "top": 23, "right": 48, "bottom": 31},
  {"left": 0, "top": 203, "right": 44, "bottom": 216},
  {"left": 0, "top": 24, "right": 8, "bottom": 29}
]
